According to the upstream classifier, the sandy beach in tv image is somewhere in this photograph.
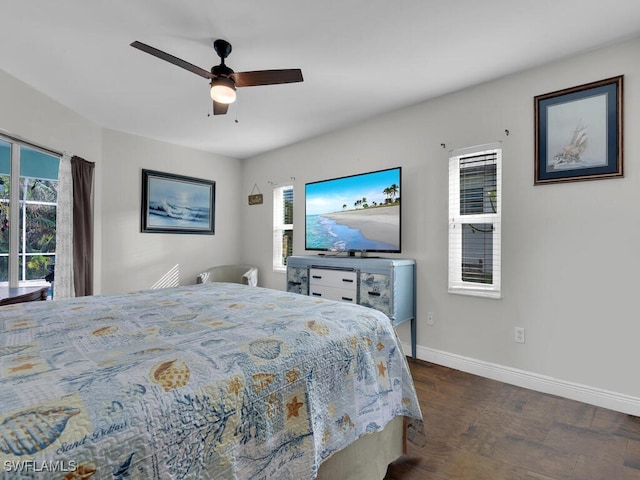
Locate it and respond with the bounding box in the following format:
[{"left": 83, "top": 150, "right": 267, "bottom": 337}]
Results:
[{"left": 305, "top": 169, "right": 400, "bottom": 252}]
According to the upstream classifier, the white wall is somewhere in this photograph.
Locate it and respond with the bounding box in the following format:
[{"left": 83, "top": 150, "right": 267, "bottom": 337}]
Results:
[
  {"left": 0, "top": 68, "right": 104, "bottom": 292},
  {"left": 2, "top": 35, "right": 639, "bottom": 407},
  {"left": 0, "top": 68, "right": 245, "bottom": 295},
  {"left": 242, "top": 37, "right": 640, "bottom": 401},
  {"left": 101, "top": 129, "right": 243, "bottom": 294}
]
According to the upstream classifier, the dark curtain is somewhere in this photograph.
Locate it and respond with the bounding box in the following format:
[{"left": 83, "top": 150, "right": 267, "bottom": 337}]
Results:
[{"left": 71, "top": 156, "right": 95, "bottom": 296}]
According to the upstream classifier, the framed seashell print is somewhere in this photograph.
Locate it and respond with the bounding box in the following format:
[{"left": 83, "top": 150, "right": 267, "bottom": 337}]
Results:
[{"left": 534, "top": 75, "right": 623, "bottom": 184}]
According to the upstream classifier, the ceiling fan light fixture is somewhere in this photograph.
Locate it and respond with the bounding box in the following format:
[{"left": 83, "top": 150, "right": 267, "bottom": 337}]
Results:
[
  {"left": 130, "top": 39, "right": 303, "bottom": 116},
  {"left": 210, "top": 77, "right": 236, "bottom": 104}
]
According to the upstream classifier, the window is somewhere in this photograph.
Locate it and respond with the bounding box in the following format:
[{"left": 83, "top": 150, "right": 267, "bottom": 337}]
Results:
[
  {"left": 273, "top": 185, "right": 293, "bottom": 273},
  {"left": 0, "top": 137, "right": 59, "bottom": 287},
  {"left": 449, "top": 143, "right": 501, "bottom": 298}
]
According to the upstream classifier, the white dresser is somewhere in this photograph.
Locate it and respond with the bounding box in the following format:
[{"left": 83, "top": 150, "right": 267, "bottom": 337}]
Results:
[{"left": 286, "top": 255, "right": 416, "bottom": 358}]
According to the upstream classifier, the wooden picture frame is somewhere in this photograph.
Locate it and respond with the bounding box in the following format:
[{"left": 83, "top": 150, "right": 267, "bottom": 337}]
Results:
[
  {"left": 534, "top": 75, "right": 623, "bottom": 185},
  {"left": 141, "top": 169, "right": 215, "bottom": 234}
]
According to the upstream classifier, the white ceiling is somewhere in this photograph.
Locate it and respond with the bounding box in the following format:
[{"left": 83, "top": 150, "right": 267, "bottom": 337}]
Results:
[{"left": 2, "top": 1, "right": 640, "bottom": 159}]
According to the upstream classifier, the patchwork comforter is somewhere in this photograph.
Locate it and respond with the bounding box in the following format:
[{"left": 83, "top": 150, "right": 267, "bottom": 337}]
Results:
[{"left": 0, "top": 283, "right": 421, "bottom": 479}]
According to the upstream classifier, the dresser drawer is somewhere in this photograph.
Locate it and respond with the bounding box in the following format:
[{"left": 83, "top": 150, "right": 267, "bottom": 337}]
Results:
[
  {"left": 309, "top": 284, "right": 357, "bottom": 303},
  {"left": 359, "top": 273, "right": 391, "bottom": 316},
  {"left": 309, "top": 268, "right": 357, "bottom": 289},
  {"left": 286, "top": 266, "right": 308, "bottom": 295}
]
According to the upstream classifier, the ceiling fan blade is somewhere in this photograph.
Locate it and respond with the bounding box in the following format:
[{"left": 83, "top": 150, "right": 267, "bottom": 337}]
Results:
[
  {"left": 131, "top": 41, "right": 214, "bottom": 80},
  {"left": 213, "top": 101, "right": 229, "bottom": 115},
  {"left": 231, "top": 69, "right": 303, "bottom": 88}
]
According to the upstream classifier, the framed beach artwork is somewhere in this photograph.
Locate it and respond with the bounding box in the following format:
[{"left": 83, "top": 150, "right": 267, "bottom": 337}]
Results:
[
  {"left": 534, "top": 75, "right": 623, "bottom": 185},
  {"left": 141, "top": 169, "right": 215, "bottom": 234}
]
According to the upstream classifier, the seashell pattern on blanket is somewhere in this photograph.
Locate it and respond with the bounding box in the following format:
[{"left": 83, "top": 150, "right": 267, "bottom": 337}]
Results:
[
  {"left": 150, "top": 359, "right": 190, "bottom": 392},
  {"left": 252, "top": 373, "right": 276, "bottom": 393},
  {"left": 0, "top": 282, "right": 423, "bottom": 479},
  {"left": 249, "top": 339, "right": 283, "bottom": 360},
  {"left": 0, "top": 406, "right": 80, "bottom": 455},
  {"left": 92, "top": 325, "right": 118, "bottom": 336},
  {"left": 306, "top": 320, "right": 330, "bottom": 336},
  {"left": 62, "top": 462, "right": 97, "bottom": 480}
]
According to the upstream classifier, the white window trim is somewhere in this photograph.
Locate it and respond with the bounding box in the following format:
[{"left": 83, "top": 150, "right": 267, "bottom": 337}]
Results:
[
  {"left": 273, "top": 185, "right": 293, "bottom": 273},
  {"left": 448, "top": 143, "right": 502, "bottom": 299}
]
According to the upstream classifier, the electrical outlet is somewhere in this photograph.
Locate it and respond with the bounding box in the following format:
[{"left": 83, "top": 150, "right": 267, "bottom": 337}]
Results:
[
  {"left": 426, "top": 312, "right": 434, "bottom": 325},
  {"left": 515, "top": 327, "right": 525, "bottom": 344}
]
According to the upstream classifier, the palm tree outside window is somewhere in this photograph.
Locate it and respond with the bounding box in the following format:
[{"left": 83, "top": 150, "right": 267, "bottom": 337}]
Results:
[{"left": 0, "top": 138, "right": 59, "bottom": 288}]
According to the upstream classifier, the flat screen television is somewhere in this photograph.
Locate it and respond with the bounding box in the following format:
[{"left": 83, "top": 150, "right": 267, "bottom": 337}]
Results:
[{"left": 305, "top": 167, "right": 401, "bottom": 254}]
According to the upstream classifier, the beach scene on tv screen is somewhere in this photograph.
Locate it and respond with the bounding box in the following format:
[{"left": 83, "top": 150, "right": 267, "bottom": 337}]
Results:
[{"left": 306, "top": 169, "right": 400, "bottom": 252}]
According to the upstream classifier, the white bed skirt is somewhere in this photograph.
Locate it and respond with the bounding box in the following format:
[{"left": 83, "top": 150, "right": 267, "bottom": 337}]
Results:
[{"left": 316, "top": 416, "right": 404, "bottom": 480}]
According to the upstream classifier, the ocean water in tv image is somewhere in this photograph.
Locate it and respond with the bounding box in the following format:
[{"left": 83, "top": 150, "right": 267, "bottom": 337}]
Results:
[
  {"left": 305, "top": 167, "right": 401, "bottom": 251},
  {"left": 306, "top": 214, "right": 396, "bottom": 251}
]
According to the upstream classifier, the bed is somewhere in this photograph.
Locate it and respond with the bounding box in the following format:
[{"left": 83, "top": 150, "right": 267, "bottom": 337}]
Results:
[{"left": 0, "top": 283, "right": 422, "bottom": 479}]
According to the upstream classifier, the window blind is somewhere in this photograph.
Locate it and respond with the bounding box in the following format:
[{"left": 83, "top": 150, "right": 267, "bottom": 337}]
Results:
[
  {"left": 273, "top": 185, "right": 293, "bottom": 272},
  {"left": 449, "top": 144, "right": 501, "bottom": 298}
]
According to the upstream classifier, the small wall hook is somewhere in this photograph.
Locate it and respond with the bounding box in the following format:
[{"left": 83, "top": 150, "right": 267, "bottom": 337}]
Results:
[
  {"left": 505, "top": 129, "right": 510, "bottom": 136},
  {"left": 441, "top": 143, "right": 446, "bottom": 149}
]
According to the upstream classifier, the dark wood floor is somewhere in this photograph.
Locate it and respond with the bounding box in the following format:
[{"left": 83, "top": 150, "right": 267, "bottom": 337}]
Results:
[{"left": 385, "top": 359, "right": 640, "bottom": 480}]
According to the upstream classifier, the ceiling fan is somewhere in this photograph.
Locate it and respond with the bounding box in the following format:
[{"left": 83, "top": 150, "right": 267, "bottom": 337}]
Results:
[{"left": 130, "top": 39, "right": 303, "bottom": 115}]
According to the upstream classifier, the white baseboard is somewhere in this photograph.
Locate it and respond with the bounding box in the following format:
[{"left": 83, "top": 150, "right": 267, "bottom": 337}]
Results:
[{"left": 404, "top": 343, "right": 640, "bottom": 417}]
